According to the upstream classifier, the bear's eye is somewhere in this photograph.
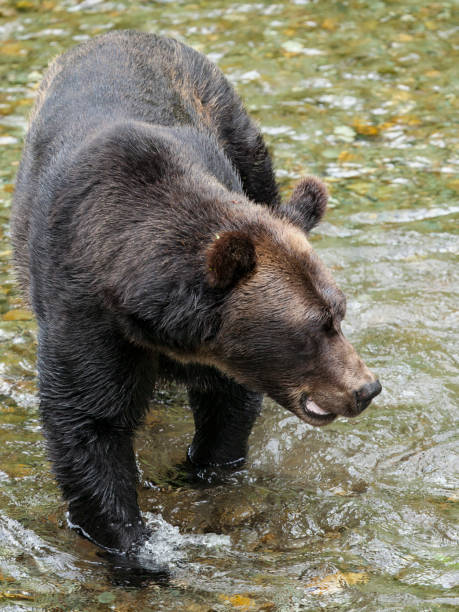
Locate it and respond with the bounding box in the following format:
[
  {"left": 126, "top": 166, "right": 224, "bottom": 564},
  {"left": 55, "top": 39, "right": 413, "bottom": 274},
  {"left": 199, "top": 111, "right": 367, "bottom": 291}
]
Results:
[{"left": 322, "top": 317, "right": 335, "bottom": 334}]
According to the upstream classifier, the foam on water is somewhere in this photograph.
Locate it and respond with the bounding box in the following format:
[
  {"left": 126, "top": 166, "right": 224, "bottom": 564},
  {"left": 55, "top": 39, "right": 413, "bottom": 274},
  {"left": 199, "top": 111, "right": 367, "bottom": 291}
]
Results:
[
  {"left": 0, "top": 512, "right": 79, "bottom": 581},
  {"left": 139, "top": 513, "right": 231, "bottom": 568}
]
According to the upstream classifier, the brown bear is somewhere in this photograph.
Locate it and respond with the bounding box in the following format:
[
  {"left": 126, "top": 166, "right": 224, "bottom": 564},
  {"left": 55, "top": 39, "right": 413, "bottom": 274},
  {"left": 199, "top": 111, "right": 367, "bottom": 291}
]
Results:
[{"left": 11, "top": 31, "right": 381, "bottom": 555}]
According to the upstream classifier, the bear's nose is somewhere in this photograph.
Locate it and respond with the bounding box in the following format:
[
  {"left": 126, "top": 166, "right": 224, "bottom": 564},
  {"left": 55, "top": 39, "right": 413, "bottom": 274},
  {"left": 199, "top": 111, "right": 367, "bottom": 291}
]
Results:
[{"left": 354, "top": 380, "right": 382, "bottom": 414}]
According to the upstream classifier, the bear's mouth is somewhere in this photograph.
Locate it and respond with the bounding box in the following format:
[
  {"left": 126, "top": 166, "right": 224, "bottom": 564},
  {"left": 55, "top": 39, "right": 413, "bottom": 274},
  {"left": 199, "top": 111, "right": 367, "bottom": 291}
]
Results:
[{"left": 298, "top": 394, "right": 336, "bottom": 426}]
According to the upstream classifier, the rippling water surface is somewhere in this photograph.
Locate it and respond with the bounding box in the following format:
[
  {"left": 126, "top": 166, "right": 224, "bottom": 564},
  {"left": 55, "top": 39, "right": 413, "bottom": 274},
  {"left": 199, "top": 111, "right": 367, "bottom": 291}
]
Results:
[{"left": 0, "top": 1, "right": 458, "bottom": 610}]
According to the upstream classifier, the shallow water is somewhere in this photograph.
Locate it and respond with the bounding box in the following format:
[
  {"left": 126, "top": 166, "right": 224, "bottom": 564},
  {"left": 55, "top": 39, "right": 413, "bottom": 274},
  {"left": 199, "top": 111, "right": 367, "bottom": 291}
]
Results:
[{"left": 0, "top": 0, "right": 458, "bottom": 610}]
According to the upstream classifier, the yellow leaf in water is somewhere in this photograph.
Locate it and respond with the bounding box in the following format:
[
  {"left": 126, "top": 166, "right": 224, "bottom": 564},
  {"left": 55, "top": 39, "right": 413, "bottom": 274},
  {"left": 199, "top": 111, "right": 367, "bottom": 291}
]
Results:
[
  {"left": 16, "top": 0, "right": 35, "bottom": 10},
  {"left": 348, "top": 181, "right": 370, "bottom": 196},
  {"left": 379, "top": 121, "right": 396, "bottom": 131},
  {"left": 2, "top": 42, "right": 27, "bottom": 56},
  {"left": 397, "top": 33, "right": 414, "bottom": 42},
  {"left": 7, "top": 463, "right": 32, "bottom": 478},
  {"left": 343, "top": 572, "right": 369, "bottom": 586},
  {"left": 305, "top": 573, "right": 347, "bottom": 595},
  {"left": 353, "top": 119, "right": 380, "bottom": 136},
  {"left": 337, "top": 150, "right": 356, "bottom": 163},
  {"left": 3, "top": 309, "right": 33, "bottom": 321},
  {"left": 218, "top": 594, "right": 255, "bottom": 609},
  {"left": 393, "top": 114, "right": 421, "bottom": 126},
  {"left": 322, "top": 18, "right": 338, "bottom": 31},
  {"left": 305, "top": 571, "right": 368, "bottom": 595},
  {"left": 446, "top": 179, "right": 459, "bottom": 193},
  {"left": 3, "top": 184, "right": 14, "bottom": 193},
  {"left": 1, "top": 591, "right": 34, "bottom": 600},
  {"left": 260, "top": 532, "right": 276, "bottom": 544}
]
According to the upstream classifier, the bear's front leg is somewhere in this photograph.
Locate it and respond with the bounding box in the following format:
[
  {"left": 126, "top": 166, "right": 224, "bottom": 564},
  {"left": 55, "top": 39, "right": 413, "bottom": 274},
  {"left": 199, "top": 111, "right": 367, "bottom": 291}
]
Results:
[
  {"left": 37, "top": 320, "right": 156, "bottom": 553},
  {"left": 45, "top": 413, "right": 149, "bottom": 551},
  {"left": 187, "top": 374, "right": 262, "bottom": 468}
]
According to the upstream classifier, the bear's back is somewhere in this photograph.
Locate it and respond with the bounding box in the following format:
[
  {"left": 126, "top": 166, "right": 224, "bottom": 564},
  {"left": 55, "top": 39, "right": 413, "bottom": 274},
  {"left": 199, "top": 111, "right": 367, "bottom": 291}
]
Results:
[
  {"left": 28, "top": 31, "right": 237, "bottom": 173},
  {"left": 12, "top": 31, "right": 278, "bottom": 302},
  {"left": 12, "top": 32, "right": 251, "bottom": 298}
]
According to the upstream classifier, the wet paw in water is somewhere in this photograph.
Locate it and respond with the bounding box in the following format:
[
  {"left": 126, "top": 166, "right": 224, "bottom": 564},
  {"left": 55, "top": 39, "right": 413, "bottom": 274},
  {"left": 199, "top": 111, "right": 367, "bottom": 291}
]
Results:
[
  {"left": 96, "top": 513, "right": 231, "bottom": 587},
  {"left": 97, "top": 548, "right": 171, "bottom": 588},
  {"left": 144, "top": 458, "right": 247, "bottom": 490}
]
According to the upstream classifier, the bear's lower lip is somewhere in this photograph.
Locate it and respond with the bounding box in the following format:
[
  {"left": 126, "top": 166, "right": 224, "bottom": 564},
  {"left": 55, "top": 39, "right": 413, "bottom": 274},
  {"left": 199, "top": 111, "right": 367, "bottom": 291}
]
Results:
[
  {"left": 305, "top": 399, "right": 330, "bottom": 416},
  {"left": 299, "top": 396, "right": 336, "bottom": 425}
]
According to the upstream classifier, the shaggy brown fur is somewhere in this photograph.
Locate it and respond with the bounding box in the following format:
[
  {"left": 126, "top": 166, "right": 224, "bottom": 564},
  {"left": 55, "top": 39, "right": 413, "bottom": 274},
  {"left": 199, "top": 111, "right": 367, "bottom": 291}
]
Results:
[{"left": 11, "top": 31, "right": 381, "bottom": 556}]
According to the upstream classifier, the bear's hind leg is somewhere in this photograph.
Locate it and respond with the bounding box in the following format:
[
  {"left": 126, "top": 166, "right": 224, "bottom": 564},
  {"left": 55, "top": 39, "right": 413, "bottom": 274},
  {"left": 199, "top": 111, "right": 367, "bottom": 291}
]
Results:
[{"left": 187, "top": 375, "right": 262, "bottom": 468}]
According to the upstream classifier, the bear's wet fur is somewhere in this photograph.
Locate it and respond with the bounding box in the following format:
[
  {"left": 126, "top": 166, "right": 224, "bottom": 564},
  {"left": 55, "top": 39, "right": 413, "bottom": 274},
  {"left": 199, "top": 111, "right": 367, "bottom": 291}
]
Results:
[{"left": 11, "top": 31, "right": 380, "bottom": 554}]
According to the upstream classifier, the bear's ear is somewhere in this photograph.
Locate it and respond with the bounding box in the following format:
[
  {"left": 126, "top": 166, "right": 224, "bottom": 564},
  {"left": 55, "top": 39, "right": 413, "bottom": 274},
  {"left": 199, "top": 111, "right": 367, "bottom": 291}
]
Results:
[
  {"left": 283, "top": 177, "right": 328, "bottom": 233},
  {"left": 206, "top": 231, "right": 256, "bottom": 289}
]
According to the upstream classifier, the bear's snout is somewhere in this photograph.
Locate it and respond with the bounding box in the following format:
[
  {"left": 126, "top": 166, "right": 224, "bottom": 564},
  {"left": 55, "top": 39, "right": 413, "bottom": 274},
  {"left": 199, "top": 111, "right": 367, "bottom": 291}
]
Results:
[{"left": 353, "top": 380, "right": 382, "bottom": 415}]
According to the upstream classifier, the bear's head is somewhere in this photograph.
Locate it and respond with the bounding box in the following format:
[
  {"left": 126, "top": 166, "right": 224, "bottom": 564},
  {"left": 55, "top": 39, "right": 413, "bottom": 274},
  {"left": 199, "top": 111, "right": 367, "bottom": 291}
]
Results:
[{"left": 205, "top": 177, "right": 381, "bottom": 426}]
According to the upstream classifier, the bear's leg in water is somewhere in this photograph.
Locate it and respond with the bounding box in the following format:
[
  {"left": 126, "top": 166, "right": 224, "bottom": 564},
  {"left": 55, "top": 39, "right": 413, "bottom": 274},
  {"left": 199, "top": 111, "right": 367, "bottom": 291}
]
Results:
[
  {"left": 187, "top": 374, "right": 262, "bottom": 468},
  {"left": 37, "top": 317, "right": 156, "bottom": 552}
]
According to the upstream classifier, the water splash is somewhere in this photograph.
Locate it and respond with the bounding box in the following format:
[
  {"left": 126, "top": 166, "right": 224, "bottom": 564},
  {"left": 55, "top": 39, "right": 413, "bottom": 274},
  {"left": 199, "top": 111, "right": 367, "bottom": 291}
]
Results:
[{"left": 139, "top": 513, "right": 231, "bottom": 568}]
